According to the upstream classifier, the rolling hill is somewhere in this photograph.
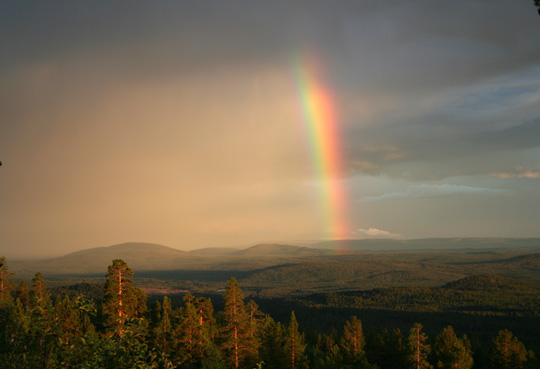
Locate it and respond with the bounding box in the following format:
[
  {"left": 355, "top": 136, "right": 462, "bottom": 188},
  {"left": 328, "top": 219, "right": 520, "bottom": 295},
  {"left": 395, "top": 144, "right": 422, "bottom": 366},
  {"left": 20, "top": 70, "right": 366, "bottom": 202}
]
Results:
[{"left": 6, "top": 239, "right": 540, "bottom": 293}]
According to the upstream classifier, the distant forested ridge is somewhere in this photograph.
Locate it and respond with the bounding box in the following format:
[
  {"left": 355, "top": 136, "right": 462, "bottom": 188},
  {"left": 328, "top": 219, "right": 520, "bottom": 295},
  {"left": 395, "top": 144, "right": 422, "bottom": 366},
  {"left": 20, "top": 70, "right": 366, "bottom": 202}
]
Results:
[
  {"left": 294, "top": 274, "right": 540, "bottom": 315},
  {"left": 1, "top": 256, "right": 539, "bottom": 369}
]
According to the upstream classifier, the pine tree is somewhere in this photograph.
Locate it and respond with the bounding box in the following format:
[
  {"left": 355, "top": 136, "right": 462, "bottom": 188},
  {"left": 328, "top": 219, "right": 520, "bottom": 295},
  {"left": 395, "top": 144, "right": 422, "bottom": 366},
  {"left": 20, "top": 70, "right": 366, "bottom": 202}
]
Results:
[
  {"left": 102, "top": 259, "right": 146, "bottom": 335},
  {"left": 28, "top": 272, "right": 55, "bottom": 368},
  {"left": 30, "top": 272, "right": 51, "bottom": 307},
  {"left": 491, "top": 329, "right": 528, "bottom": 369},
  {"left": 15, "top": 280, "right": 30, "bottom": 310},
  {"left": 0, "top": 257, "right": 14, "bottom": 304},
  {"left": 367, "top": 328, "right": 408, "bottom": 369},
  {"left": 341, "top": 316, "right": 365, "bottom": 355},
  {"left": 152, "top": 296, "right": 175, "bottom": 354},
  {"left": 408, "top": 323, "right": 432, "bottom": 369},
  {"left": 284, "top": 311, "right": 308, "bottom": 369},
  {"left": 176, "top": 296, "right": 208, "bottom": 367},
  {"left": 246, "top": 300, "right": 263, "bottom": 339},
  {"left": 310, "top": 332, "right": 341, "bottom": 369},
  {"left": 258, "top": 315, "right": 285, "bottom": 369},
  {"left": 220, "top": 277, "right": 258, "bottom": 369},
  {"left": 340, "top": 316, "right": 374, "bottom": 368},
  {"left": 433, "top": 326, "right": 473, "bottom": 369}
]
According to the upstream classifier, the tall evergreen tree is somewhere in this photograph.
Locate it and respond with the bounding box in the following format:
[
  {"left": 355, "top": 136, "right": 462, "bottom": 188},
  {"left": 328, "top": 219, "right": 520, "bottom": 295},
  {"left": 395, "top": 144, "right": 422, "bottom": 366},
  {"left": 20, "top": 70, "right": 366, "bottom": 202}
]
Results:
[
  {"left": 176, "top": 296, "right": 209, "bottom": 367},
  {"left": 340, "top": 316, "right": 374, "bottom": 368},
  {"left": 30, "top": 272, "right": 51, "bottom": 307},
  {"left": 0, "top": 257, "right": 14, "bottom": 303},
  {"left": 491, "top": 329, "right": 528, "bottom": 369},
  {"left": 220, "top": 278, "right": 258, "bottom": 369},
  {"left": 408, "top": 323, "right": 432, "bottom": 369},
  {"left": 433, "top": 326, "right": 473, "bottom": 369},
  {"left": 367, "top": 328, "right": 408, "bottom": 369},
  {"left": 102, "top": 259, "right": 146, "bottom": 335},
  {"left": 341, "top": 316, "right": 365, "bottom": 355},
  {"left": 15, "top": 280, "right": 30, "bottom": 310},
  {"left": 284, "top": 311, "right": 308, "bottom": 369},
  {"left": 309, "top": 332, "right": 341, "bottom": 369},
  {"left": 258, "top": 315, "right": 285, "bottom": 369},
  {"left": 152, "top": 296, "right": 175, "bottom": 354}
]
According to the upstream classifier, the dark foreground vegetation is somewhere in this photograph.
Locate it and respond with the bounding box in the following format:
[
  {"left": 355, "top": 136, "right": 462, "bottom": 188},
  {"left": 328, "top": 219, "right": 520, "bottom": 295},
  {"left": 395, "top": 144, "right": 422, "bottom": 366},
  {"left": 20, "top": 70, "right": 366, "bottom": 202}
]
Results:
[{"left": 1, "top": 256, "right": 539, "bottom": 369}]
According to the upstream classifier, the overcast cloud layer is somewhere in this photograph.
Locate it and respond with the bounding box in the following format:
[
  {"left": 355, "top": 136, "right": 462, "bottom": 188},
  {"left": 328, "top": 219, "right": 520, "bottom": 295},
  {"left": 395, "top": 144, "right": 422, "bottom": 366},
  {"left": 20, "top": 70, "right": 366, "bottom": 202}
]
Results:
[{"left": 1, "top": 1, "right": 540, "bottom": 258}]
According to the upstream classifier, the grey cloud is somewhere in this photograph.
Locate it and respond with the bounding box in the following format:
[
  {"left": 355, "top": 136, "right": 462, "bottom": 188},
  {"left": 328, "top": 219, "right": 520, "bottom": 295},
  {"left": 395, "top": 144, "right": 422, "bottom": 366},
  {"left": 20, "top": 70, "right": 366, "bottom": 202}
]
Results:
[
  {"left": 347, "top": 118, "right": 540, "bottom": 180},
  {"left": 360, "top": 183, "right": 511, "bottom": 203}
]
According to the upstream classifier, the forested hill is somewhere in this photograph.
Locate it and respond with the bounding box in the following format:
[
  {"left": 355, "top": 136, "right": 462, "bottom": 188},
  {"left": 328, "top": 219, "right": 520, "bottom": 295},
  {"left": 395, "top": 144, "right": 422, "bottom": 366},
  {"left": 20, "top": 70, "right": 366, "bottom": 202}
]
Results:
[
  {"left": 294, "top": 274, "right": 540, "bottom": 315},
  {"left": 312, "top": 237, "right": 540, "bottom": 251}
]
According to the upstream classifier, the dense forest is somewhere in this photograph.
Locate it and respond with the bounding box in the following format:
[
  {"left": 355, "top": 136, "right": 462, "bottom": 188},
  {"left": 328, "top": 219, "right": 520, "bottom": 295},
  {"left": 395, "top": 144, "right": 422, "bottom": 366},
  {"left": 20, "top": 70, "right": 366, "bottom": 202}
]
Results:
[{"left": 0, "top": 256, "right": 538, "bottom": 369}]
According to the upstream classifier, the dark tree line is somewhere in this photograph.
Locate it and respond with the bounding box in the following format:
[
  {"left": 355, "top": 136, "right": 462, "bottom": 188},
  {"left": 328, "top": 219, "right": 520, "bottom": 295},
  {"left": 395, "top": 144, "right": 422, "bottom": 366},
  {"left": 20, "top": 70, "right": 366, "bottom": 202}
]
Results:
[{"left": 0, "top": 257, "right": 537, "bottom": 368}]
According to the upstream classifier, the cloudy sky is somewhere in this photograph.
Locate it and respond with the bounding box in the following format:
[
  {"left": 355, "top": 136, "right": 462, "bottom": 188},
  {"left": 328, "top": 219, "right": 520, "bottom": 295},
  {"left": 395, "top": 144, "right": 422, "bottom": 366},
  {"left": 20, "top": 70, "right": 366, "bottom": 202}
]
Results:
[{"left": 1, "top": 1, "right": 540, "bottom": 258}]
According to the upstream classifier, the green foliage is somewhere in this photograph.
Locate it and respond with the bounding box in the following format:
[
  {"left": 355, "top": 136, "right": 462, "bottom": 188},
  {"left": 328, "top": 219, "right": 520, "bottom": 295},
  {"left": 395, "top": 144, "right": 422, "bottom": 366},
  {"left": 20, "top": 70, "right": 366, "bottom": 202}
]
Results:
[
  {"left": 220, "top": 278, "right": 258, "bottom": 369},
  {"left": 283, "top": 311, "right": 308, "bottom": 369},
  {"left": 433, "top": 326, "right": 473, "bottom": 369},
  {"left": 103, "top": 259, "right": 146, "bottom": 334},
  {"left": 367, "top": 328, "right": 408, "bottom": 369},
  {"left": 295, "top": 274, "right": 540, "bottom": 316},
  {"left": 408, "top": 323, "right": 432, "bottom": 369},
  {"left": 491, "top": 329, "right": 529, "bottom": 369},
  {"left": 3, "top": 258, "right": 540, "bottom": 369},
  {"left": 0, "top": 257, "right": 15, "bottom": 304}
]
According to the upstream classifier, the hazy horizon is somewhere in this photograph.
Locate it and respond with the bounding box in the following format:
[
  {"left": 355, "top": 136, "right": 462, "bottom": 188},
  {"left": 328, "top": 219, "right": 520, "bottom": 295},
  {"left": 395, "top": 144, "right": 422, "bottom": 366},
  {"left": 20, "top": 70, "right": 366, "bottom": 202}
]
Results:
[{"left": 1, "top": 1, "right": 540, "bottom": 259}]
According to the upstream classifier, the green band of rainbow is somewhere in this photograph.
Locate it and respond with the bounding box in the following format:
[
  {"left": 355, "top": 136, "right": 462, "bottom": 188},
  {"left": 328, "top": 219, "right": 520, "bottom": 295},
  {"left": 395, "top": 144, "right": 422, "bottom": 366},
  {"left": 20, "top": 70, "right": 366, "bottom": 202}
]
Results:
[{"left": 293, "top": 56, "right": 349, "bottom": 239}]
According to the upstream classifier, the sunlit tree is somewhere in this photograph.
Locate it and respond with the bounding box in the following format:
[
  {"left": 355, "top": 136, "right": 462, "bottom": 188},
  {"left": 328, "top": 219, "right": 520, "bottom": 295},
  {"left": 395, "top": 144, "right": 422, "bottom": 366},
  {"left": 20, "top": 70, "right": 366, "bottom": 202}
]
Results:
[
  {"left": 220, "top": 278, "right": 258, "bottom": 369},
  {"left": 408, "top": 323, "right": 432, "bottom": 369},
  {"left": 284, "top": 311, "right": 308, "bottom": 369},
  {"left": 102, "top": 259, "right": 146, "bottom": 335}
]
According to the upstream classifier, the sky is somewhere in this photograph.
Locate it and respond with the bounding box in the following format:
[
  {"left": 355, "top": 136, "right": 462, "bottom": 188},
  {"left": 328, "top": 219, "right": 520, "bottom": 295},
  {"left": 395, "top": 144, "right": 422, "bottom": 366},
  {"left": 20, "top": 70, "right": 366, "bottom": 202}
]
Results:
[{"left": 1, "top": 1, "right": 540, "bottom": 259}]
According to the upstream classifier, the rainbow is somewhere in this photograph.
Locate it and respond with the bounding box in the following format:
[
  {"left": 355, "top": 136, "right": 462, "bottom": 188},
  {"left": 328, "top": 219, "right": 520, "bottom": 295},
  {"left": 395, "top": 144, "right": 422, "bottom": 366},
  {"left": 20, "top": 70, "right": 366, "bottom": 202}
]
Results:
[{"left": 293, "top": 56, "right": 349, "bottom": 240}]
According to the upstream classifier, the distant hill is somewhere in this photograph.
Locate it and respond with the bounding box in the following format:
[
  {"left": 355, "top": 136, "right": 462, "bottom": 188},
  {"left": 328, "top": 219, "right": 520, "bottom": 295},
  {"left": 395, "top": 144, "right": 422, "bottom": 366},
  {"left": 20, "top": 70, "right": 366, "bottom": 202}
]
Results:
[
  {"left": 8, "top": 242, "right": 328, "bottom": 278},
  {"left": 10, "top": 242, "right": 195, "bottom": 277},
  {"left": 6, "top": 239, "right": 540, "bottom": 294},
  {"left": 312, "top": 238, "right": 540, "bottom": 252},
  {"left": 188, "top": 247, "right": 239, "bottom": 256},
  {"left": 234, "top": 244, "right": 327, "bottom": 257}
]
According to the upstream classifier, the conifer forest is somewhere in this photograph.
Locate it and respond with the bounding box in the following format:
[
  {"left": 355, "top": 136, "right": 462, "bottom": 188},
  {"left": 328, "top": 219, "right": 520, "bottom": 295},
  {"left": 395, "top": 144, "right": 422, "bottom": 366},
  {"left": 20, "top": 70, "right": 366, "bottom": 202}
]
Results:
[{"left": 1, "top": 256, "right": 539, "bottom": 369}]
